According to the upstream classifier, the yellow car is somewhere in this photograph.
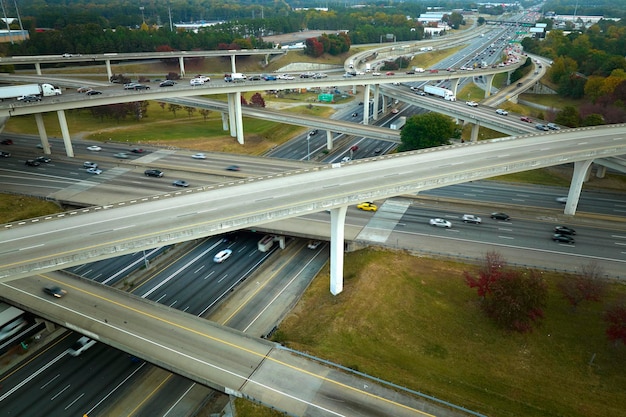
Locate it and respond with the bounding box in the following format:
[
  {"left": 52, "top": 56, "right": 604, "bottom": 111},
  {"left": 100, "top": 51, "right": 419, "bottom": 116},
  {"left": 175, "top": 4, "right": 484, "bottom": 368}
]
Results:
[{"left": 357, "top": 202, "right": 378, "bottom": 212}]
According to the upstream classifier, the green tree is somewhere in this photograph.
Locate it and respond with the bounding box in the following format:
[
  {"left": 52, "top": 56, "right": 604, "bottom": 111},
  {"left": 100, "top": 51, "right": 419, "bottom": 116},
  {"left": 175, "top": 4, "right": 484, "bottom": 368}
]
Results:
[
  {"left": 168, "top": 103, "right": 181, "bottom": 117},
  {"left": 399, "top": 113, "right": 458, "bottom": 151},
  {"left": 555, "top": 106, "right": 581, "bottom": 127},
  {"left": 582, "top": 114, "right": 605, "bottom": 126}
]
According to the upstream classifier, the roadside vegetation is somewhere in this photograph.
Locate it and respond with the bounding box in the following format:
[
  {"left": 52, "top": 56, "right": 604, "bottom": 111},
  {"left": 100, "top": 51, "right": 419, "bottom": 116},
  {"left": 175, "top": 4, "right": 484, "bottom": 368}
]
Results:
[{"left": 272, "top": 248, "right": 626, "bottom": 417}]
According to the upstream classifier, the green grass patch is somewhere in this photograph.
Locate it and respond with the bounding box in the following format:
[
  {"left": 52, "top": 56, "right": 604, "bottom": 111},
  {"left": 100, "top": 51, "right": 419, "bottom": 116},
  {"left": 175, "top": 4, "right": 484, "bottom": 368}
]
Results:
[
  {"left": 457, "top": 82, "right": 486, "bottom": 102},
  {"left": 0, "top": 194, "right": 62, "bottom": 223},
  {"left": 275, "top": 248, "right": 626, "bottom": 417},
  {"left": 411, "top": 45, "right": 465, "bottom": 69}
]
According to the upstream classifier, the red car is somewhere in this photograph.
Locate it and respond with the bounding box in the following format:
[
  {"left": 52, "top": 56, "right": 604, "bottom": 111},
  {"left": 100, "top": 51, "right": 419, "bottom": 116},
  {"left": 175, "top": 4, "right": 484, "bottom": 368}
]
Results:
[
  {"left": 520, "top": 116, "right": 533, "bottom": 123},
  {"left": 385, "top": 71, "right": 395, "bottom": 76},
  {"left": 1, "top": 139, "right": 13, "bottom": 145},
  {"left": 429, "top": 69, "right": 439, "bottom": 73}
]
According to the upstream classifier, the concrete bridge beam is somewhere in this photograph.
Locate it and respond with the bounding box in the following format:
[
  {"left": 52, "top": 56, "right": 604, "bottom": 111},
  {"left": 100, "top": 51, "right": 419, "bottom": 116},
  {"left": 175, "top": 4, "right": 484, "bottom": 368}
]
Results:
[{"left": 330, "top": 206, "right": 348, "bottom": 295}]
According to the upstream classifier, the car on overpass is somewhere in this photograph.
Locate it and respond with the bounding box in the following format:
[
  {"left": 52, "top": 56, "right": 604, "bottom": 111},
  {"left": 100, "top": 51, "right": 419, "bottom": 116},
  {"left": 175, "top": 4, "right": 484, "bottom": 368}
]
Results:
[
  {"left": 357, "top": 202, "right": 377, "bottom": 212},
  {"left": 144, "top": 169, "right": 164, "bottom": 177},
  {"left": 496, "top": 109, "right": 508, "bottom": 115},
  {"left": 429, "top": 218, "right": 452, "bottom": 228},
  {"left": 43, "top": 285, "right": 67, "bottom": 298}
]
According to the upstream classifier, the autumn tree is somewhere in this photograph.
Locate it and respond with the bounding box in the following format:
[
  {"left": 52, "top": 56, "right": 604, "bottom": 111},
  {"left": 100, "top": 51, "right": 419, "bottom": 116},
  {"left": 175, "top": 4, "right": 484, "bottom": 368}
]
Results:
[
  {"left": 304, "top": 38, "right": 324, "bottom": 57},
  {"left": 184, "top": 106, "right": 196, "bottom": 118},
  {"left": 399, "top": 113, "right": 459, "bottom": 151},
  {"left": 199, "top": 109, "right": 211, "bottom": 121},
  {"left": 604, "top": 299, "right": 626, "bottom": 346},
  {"left": 250, "top": 92, "right": 266, "bottom": 108},
  {"left": 558, "top": 261, "right": 607, "bottom": 311},
  {"left": 465, "top": 251, "right": 548, "bottom": 333}
]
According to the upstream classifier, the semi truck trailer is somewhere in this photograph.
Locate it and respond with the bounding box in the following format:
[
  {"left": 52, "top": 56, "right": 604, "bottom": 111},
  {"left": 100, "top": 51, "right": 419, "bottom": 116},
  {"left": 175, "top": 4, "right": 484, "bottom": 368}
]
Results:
[
  {"left": 423, "top": 85, "right": 456, "bottom": 101},
  {"left": 0, "top": 83, "right": 61, "bottom": 101}
]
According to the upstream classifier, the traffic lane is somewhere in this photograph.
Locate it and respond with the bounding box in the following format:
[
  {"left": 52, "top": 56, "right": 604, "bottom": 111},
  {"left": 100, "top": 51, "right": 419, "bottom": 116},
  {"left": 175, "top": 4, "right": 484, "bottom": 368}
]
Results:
[
  {"left": 421, "top": 181, "right": 626, "bottom": 216},
  {"left": 4, "top": 274, "right": 277, "bottom": 395},
  {"left": 67, "top": 247, "right": 167, "bottom": 284},
  {"left": 221, "top": 241, "right": 330, "bottom": 336},
  {"left": 397, "top": 206, "right": 626, "bottom": 260},
  {"left": 153, "top": 239, "right": 275, "bottom": 316},
  {"left": 0, "top": 332, "right": 144, "bottom": 417}
]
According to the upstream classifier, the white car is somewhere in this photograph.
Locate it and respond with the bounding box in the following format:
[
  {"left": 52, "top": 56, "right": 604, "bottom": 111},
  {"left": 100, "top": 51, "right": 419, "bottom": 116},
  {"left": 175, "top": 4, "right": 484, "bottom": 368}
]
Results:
[
  {"left": 87, "top": 145, "right": 102, "bottom": 151},
  {"left": 307, "top": 240, "right": 322, "bottom": 250},
  {"left": 462, "top": 214, "right": 482, "bottom": 224},
  {"left": 466, "top": 101, "right": 478, "bottom": 107},
  {"left": 192, "top": 153, "right": 206, "bottom": 159},
  {"left": 341, "top": 156, "right": 351, "bottom": 162},
  {"left": 429, "top": 218, "right": 452, "bottom": 228},
  {"left": 213, "top": 249, "right": 233, "bottom": 263},
  {"left": 277, "top": 74, "right": 294, "bottom": 80},
  {"left": 371, "top": 72, "right": 381, "bottom": 76},
  {"left": 414, "top": 67, "right": 425, "bottom": 73},
  {"left": 68, "top": 336, "right": 96, "bottom": 357},
  {"left": 190, "top": 78, "right": 205, "bottom": 86},
  {"left": 495, "top": 109, "right": 508, "bottom": 116},
  {"left": 86, "top": 167, "right": 102, "bottom": 175}
]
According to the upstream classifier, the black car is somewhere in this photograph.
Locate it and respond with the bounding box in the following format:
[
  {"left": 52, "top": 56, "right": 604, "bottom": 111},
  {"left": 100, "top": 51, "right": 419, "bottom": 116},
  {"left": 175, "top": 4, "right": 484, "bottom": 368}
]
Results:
[
  {"left": 132, "top": 84, "right": 150, "bottom": 90},
  {"left": 21, "top": 95, "right": 41, "bottom": 102},
  {"left": 0, "top": 139, "right": 13, "bottom": 145},
  {"left": 130, "top": 148, "right": 144, "bottom": 153},
  {"left": 309, "top": 129, "right": 318, "bottom": 136},
  {"left": 490, "top": 212, "right": 510, "bottom": 221},
  {"left": 554, "top": 226, "right": 576, "bottom": 235},
  {"left": 25, "top": 159, "right": 40, "bottom": 167},
  {"left": 86, "top": 90, "right": 102, "bottom": 95},
  {"left": 172, "top": 180, "right": 189, "bottom": 187},
  {"left": 0, "top": 151, "right": 10, "bottom": 157},
  {"left": 35, "top": 156, "right": 51, "bottom": 163},
  {"left": 43, "top": 285, "right": 67, "bottom": 298},
  {"left": 159, "top": 80, "right": 176, "bottom": 87},
  {"left": 144, "top": 169, "right": 164, "bottom": 177},
  {"left": 552, "top": 234, "right": 575, "bottom": 244}
]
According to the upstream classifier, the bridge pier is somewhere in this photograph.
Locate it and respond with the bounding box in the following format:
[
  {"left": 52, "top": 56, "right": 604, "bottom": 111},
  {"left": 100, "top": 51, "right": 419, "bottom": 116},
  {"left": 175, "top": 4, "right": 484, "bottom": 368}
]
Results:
[
  {"left": 105, "top": 60, "right": 113, "bottom": 82},
  {"left": 34, "top": 114, "right": 51, "bottom": 154},
  {"left": 371, "top": 85, "right": 379, "bottom": 121},
  {"left": 564, "top": 159, "right": 593, "bottom": 215},
  {"left": 34, "top": 62, "right": 42, "bottom": 76},
  {"left": 470, "top": 122, "right": 480, "bottom": 142},
  {"left": 230, "top": 55, "right": 237, "bottom": 73},
  {"left": 57, "top": 110, "right": 75, "bottom": 157},
  {"left": 596, "top": 165, "right": 606, "bottom": 178},
  {"left": 483, "top": 74, "right": 494, "bottom": 98},
  {"left": 221, "top": 112, "right": 229, "bottom": 131},
  {"left": 329, "top": 206, "right": 348, "bottom": 295},
  {"left": 227, "top": 93, "right": 236, "bottom": 137},
  {"left": 449, "top": 78, "right": 460, "bottom": 97},
  {"left": 363, "top": 84, "right": 371, "bottom": 125},
  {"left": 234, "top": 92, "right": 244, "bottom": 144},
  {"left": 326, "top": 130, "right": 333, "bottom": 150},
  {"left": 178, "top": 57, "right": 185, "bottom": 77}
]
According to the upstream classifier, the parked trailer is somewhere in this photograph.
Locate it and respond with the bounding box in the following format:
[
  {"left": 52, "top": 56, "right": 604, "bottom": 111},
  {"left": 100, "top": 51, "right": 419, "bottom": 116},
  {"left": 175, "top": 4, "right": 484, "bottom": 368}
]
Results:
[
  {"left": 390, "top": 116, "right": 406, "bottom": 130},
  {"left": 0, "top": 83, "right": 61, "bottom": 101},
  {"left": 424, "top": 85, "right": 456, "bottom": 101}
]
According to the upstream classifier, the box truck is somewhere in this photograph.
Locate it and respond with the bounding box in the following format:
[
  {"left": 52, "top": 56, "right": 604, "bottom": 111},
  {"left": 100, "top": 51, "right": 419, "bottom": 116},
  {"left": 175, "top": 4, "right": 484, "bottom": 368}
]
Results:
[
  {"left": 424, "top": 85, "right": 456, "bottom": 101},
  {"left": 0, "top": 83, "right": 61, "bottom": 101},
  {"left": 390, "top": 116, "right": 406, "bottom": 130}
]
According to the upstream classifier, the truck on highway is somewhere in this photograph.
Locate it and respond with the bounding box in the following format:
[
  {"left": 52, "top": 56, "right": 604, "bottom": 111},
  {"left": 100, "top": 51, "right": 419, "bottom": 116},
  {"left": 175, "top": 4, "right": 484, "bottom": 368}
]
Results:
[
  {"left": 424, "top": 85, "right": 456, "bottom": 101},
  {"left": 365, "top": 63, "right": 371, "bottom": 72},
  {"left": 0, "top": 83, "right": 61, "bottom": 101},
  {"left": 390, "top": 116, "right": 406, "bottom": 130},
  {"left": 224, "top": 73, "right": 247, "bottom": 82}
]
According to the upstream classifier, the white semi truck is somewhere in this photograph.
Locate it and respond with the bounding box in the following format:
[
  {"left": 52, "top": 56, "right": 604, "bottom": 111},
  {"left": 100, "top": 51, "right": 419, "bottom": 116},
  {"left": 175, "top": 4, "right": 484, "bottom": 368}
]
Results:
[
  {"left": 424, "top": 85, "right": 456, "bottom": 101},
  {"left": 0, "top": 83, "right": 62, "bottom": 101}
]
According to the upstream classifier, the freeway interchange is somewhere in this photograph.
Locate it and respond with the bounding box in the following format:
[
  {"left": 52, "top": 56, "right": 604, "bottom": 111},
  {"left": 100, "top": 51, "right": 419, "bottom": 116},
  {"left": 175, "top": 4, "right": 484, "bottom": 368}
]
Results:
[{"left": 1, "top": 21, "right": 626, "bottom": 417}]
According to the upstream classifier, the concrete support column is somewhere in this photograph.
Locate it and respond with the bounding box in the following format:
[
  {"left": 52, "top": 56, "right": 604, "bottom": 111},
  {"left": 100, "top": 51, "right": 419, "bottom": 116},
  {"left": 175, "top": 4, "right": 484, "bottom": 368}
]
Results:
[
  {"left": 105, "top": 60, "right": 113, "bottom": 82},
  {"left": 483, "top": 74, "right": 494, "bottom": 98},
  {"left": 564, "top": 159, "right": 593, "bottom": 215},
  {"left": 329, "top": 206, "right": 348, "bottom": 295},
  {"left": 0, "top": 116, "right": 9, "bottom": 135},
  {"left": 34, "top": 62, "right": 42, "bottom": 76},
  {"left": 221, "top": 112, "right": 229, "bottom": 131},
  {"left": 34, "top": 113, "right": 50, "bottom": 154},
  {"left": 449, "top": 78, "right": 460, "bottom": 97},
  {"left": 363, "top": 84, "right": 371, "bottom": 125},
  {"left": 227, "top": 93, "right": 236, "bottom": 137},
  {"left": 507, "top": 70, "right": 512, "bottom": 86},
  {"left": 264, "top": 54, "right": 270, "bottom": 66},
  {"left": 596, "top": 165, "right": 606, "bottom": 178},
  {"left": 470, "top": 122, "right": 480, "bottom": 142},
  {"left": 381, "top": 95, "right": 387, "bottom": 113},
  {"left": 372, "top": 85, "right": 380, "bottom": 121},
  {"left": 234, "top": 91, "right": 244, "bottom": 145},
  {"left": 326, "top": 130, "right": 333, "bottom": 150},
  {"left": 230, "top": 55, "right": 237, "bottom": 73},
  {"left": 178, "top": 56, "right": 185, "bottom": 77},
  {"left": 56, "top": 110, "right": 74, "bottom": 157}
]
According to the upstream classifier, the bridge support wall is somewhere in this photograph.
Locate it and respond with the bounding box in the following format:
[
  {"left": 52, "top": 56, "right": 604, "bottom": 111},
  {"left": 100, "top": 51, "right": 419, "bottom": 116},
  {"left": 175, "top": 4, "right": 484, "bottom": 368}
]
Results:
[
  {"left": 178, "top": 57, "right": 185, "bottom": 77},
  {"left": 326, "top": 130, "right": 333, "bottom": 150},
  {"left": 565, "top": 159, "right": 593, "bottom": 215},
  {"left": 56, "top": 110, "right": 74, "bottom": 157},
  {"left": 34, "top": 113, "right": 50, "bottom": 153},
  {"left": 330, "top": 206, "right": 347, "bottom": 295},
  {"left": 470, "top": 122, "right": 480, "bottom": 142},
  {"left": 363, "top": 84, "right": 371, "bottom": 125},
  {"left": 35, "top": 62, "right": 42, "bottom": 76},
  {"left": 484, "top": 74, "right": 494, "bottom": 98},
  {"left": 235, "top": 92, "right": 244, "bottom": 144},
  {"left": 105, "top": 60, "right": 113, "bottom": 82}
]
